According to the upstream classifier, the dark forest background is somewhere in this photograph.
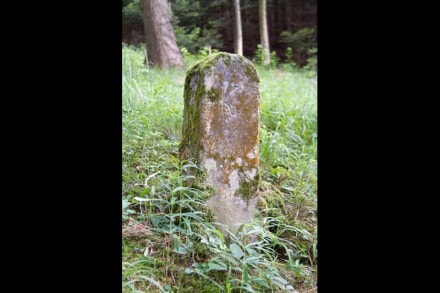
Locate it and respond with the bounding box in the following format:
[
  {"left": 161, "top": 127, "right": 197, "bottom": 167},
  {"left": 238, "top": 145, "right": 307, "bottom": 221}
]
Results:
[{"left": 122, "top": 0, "right": 317, "bottom": 67}]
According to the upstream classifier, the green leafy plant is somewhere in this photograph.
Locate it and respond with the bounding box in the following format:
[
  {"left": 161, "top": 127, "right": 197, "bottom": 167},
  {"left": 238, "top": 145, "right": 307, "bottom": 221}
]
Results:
[
  {"left": 253, "top": 44, "right": 280, "bottom": 68},
  {"left": 280, "top": 27, "right": 317, "bottom": 67},
  {"left": 184, "top": 217, "right": 311, "bottom": 292},
  {"left": 123, "top": 199, "right": 136, "bottom": 222}
]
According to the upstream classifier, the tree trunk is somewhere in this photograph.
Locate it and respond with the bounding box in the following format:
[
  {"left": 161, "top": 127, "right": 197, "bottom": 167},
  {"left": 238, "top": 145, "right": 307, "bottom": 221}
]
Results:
[
  {"left": 142, "top": 0, "right": 185, "bottom": 69},
  {"left": 233, "top": 0, "right": 243, "bottom": 55},
  {"left": 259, "top": 0, "right": 270, "bottom": 68}
]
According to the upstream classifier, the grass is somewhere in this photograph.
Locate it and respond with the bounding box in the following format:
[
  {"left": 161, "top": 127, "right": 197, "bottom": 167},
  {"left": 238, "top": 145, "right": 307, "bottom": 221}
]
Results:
[{"left": 122, "top": 44, "right": 317, "bottom": 292}]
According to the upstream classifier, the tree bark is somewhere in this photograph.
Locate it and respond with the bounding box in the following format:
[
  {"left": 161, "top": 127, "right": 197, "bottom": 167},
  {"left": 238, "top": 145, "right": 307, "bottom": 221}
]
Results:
[
  {"left": 233, "top": 0, "right": 243, "bottom": 55},
  {"left": 259, "top": 0, "right": 270, "bottom": 68},
  {"left": 142, "top": 0, "right": 185, "bottom": 69}
]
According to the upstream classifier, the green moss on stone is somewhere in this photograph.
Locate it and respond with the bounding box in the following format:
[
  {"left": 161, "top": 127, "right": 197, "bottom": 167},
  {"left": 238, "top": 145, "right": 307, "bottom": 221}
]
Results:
[
  {"left": 237, "top": 170, "right": 260, "bottom": 202},
  {"left": 180, "top": 71, "right": 205, "bottom": 161},
  {"left": 207, "top": 87, "right": 222, "bottom": 102},
  {"left": 243, "top": 60, "right": 259, "bottom": 83},
  {"left": 186, "top": 52, "right": 231, "bottom": 77},
  {"left": 222, "top": 54, "right": 232, "bottom": 66}
]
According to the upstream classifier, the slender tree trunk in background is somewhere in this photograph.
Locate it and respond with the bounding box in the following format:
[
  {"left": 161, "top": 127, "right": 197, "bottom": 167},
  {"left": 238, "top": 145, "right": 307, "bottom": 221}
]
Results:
[
  {"left": 233, "top": 0, "right": 243, "bottom": 55},
  {"left": 259, "top": 0, "right": 270, "bottom": 68},
  {"left": 142, "top": 0, "right": 185, "bottom": 69}
]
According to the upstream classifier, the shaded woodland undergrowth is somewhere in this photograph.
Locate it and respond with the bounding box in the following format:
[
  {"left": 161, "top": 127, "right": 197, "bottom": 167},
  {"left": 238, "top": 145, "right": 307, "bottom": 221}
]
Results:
[{"left": 122, "top": 45, "right": 317, "bottom": 292}]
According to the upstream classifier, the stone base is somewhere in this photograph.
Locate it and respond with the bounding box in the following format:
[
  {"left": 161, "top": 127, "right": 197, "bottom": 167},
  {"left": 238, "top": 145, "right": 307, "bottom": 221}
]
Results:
[{"left": 206, "top": 195, "right": 258, "bottom": 235}]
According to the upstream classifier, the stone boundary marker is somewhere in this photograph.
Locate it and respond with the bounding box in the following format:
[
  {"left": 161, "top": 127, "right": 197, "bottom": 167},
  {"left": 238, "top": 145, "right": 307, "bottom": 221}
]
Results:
[{"left": 180, "top": 52, "right": 260, "bottom": 234}]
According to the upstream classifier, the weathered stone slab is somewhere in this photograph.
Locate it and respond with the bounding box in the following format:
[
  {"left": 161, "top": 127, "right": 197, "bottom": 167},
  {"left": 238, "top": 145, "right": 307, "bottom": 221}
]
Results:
[{"left": 180, "top": 52, "right": 260, "bottom": 234}]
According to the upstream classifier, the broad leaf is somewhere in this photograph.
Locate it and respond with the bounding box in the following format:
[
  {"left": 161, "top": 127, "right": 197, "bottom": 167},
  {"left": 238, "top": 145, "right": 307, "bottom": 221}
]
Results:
[
  {"left": 207, "top": 262, "right": 227, "bottom": 271},
  {"left": 230, "top": 243, "right": 244, "bottom": 259}
]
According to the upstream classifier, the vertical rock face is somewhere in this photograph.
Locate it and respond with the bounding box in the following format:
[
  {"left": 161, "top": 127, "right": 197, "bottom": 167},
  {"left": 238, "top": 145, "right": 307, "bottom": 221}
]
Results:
[{"left": 180, "top": 52, "right": 260, "bottom": 234}]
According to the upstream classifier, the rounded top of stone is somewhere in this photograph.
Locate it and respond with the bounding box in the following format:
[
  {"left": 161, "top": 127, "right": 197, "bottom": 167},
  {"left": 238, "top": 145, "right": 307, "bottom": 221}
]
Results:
[{"left": 186, "top": 52, "right": 259, "bottom": 83}]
